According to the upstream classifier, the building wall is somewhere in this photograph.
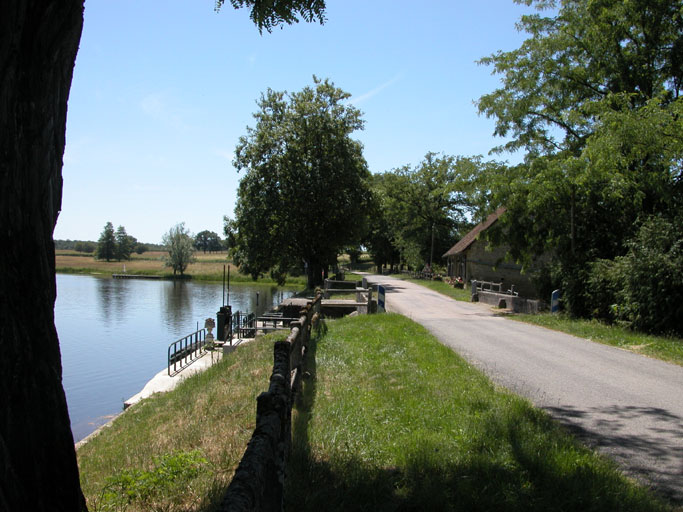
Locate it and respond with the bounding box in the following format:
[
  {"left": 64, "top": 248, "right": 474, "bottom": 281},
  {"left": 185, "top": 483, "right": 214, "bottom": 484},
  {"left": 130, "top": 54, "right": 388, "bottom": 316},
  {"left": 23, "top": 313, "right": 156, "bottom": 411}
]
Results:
[{"left": 449, "top": 239, "right": 539, "bottom": 298}]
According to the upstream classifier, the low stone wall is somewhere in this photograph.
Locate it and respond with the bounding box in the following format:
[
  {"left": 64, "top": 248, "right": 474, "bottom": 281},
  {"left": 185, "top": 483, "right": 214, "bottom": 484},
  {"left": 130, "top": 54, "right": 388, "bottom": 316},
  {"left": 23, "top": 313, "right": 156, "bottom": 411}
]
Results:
[{"left": 475, "top": 290, "right": 542, "bottom": 314}]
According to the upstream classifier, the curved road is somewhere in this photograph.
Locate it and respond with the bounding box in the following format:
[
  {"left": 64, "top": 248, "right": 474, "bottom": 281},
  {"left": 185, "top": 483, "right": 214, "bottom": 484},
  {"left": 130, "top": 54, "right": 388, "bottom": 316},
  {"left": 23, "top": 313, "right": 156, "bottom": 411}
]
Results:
[{"left": 364, "top": 274, "right": 683, "bottom": 504}]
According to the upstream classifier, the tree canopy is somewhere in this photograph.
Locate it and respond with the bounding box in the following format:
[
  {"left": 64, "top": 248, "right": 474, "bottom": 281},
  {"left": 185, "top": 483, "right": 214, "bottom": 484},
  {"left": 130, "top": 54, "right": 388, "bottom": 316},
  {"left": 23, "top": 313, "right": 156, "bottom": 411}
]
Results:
[
  {"left": 194, "top": 230, "right": 223, "bottom": 253},
  {"left": 476, "top": 0, "right": 683, "bottom": 315},
  {"left": 226, "top": 77, "right": 371, "bottom": 287},
  {"left": 370, "top": 153, "right": 496, "bottom": 269},
  {"left": 163, "top": 223, "right": 196, "bottom": 276},
  {"left": 96, "top": 222, "right": 116, "bottom": 261},
  {"left": 215, "top": 0, "right": 326, "bottom": 32}
]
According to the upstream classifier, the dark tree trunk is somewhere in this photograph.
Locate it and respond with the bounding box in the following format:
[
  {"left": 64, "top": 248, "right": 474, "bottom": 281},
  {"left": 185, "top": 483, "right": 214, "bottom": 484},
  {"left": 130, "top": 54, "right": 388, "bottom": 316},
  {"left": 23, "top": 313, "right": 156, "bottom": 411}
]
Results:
[
  {"left": 306, "top": 260, "right": 328, "bottom": 289},
  {"left": 0, "top": 2, "right": 87, "bottom": 511}
]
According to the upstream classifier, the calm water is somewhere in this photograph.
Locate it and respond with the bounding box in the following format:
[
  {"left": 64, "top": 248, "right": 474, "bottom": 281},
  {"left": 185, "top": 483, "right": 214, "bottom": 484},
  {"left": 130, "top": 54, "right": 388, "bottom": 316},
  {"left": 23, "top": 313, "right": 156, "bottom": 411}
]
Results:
[{"left": 55, "top": 274, "right": 297, "bottom": 442}]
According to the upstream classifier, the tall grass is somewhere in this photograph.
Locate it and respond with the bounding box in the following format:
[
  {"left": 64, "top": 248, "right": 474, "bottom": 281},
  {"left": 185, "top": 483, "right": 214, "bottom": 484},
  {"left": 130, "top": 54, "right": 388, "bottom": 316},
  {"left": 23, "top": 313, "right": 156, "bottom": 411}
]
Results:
[
  {"left": 286, "top": 314, "right": 670, "bottom": 511},
  {"left": 77, "top": 339, "right": 277, "bottom": 511}
]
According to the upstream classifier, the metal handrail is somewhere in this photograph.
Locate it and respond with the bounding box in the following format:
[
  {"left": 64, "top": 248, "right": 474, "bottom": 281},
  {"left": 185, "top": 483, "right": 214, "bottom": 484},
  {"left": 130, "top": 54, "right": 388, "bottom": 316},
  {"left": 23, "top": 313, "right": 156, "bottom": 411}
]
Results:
[
  {"left": 167, "top": 328, "right": 207, "bottom": 376},
  {"left": 232, "top": 311, "right": 257, "bottom": 339}
]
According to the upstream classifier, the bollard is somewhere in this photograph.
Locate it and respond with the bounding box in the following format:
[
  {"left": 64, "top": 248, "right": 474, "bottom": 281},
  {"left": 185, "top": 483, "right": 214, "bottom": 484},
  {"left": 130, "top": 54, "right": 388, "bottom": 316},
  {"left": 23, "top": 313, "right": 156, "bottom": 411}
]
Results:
[{"left": 471, "top": 280, "right": 479, "bottom": 302}]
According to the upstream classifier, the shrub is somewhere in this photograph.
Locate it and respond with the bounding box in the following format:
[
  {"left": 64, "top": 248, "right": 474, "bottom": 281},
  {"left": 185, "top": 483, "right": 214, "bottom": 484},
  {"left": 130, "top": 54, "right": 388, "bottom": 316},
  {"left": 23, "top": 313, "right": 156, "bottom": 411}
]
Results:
[
  {"left": 585, "top": 215, "right": 683, "bottom": 335},
  {"left": 618, "top": 215, "right": 683, "bottom": 335},
  {"left": 74, "top": 241, "right": 96, "bottom": 253}
]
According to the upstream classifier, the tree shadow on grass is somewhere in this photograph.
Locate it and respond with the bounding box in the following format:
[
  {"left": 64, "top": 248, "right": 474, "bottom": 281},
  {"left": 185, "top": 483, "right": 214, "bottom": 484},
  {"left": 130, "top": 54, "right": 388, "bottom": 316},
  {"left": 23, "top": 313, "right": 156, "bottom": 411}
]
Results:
[{"left": 285, "top": 334, "right": 669, "bottom": 512}]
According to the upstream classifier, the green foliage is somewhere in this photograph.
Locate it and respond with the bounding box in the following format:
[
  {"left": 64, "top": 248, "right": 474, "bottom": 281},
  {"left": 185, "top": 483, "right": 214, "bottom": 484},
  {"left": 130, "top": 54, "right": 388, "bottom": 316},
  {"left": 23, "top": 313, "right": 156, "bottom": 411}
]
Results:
[
  {"left": 134, "top": 243, "right": 147, "bottom": 255},
  {"left": 227, "top": 76, "right": 371, "bottom": 288},
  {"left": 162, "top": 223, "right": 196, "bottom": 276},
  {"left": 370, "top": 153, "right": 495, "bottom": 269},
  {"left": 215, "top": 0, "right": 325, "bottom": 33},
  {"left": 476, "top": 0, "right": 683, "bottom": 322},
  {"left": 586, "top": 215, "right": 683, "bottom": 336},
  {"left": 194, "top": 230, "right": 222, "bottom": 253},
  {"left": 98, "top": 450, "right": 207, "bottom": 511},
  {"left": 114, "top": 226, "right": 133, "bottom": 262},
  {"left": 96, "top": 222, "right": 117, "bottom": 262},
  {"left": 74, "top": 241, "right": 96, "bottom": 253}
]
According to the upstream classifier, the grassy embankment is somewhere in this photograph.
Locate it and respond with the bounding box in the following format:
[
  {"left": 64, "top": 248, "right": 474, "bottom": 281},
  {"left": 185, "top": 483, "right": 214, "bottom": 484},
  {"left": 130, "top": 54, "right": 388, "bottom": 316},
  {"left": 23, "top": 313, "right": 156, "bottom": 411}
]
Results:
[
  {"left": 392, "top": 274, "right": 683, "bottom": 367},
  {"left": 77, "top": 314, "right": 671, "bottom": 511},
  {"left": 56, "top": 250, "right": 307, "bottom": 286}
]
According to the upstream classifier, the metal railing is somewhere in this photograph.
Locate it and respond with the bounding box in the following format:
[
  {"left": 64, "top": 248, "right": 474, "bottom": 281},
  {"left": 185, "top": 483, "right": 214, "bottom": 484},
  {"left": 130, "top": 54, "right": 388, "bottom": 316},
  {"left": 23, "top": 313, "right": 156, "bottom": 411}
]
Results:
[
  {"left": 167, "top": 328, "right": 207, "bottom": 376},
  {"left": 231, "top": 311, "right": 256, "bottom": 339}
]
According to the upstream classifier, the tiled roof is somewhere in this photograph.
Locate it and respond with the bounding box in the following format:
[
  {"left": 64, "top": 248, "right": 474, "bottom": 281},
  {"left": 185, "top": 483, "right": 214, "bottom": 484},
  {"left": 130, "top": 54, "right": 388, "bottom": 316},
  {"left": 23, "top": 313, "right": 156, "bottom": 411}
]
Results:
[{"left": 443, "top": 206, "right": 507, "bottom": 257}]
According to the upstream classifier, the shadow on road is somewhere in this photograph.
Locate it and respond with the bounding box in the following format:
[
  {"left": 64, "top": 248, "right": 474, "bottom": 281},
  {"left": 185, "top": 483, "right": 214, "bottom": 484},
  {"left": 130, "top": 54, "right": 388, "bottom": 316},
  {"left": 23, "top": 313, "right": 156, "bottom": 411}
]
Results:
[
  {"left": 545, "top": 404, "right": 683, "bottom": 504},
  {"left": 284, "top": 330, "right": 672, "bottom": 511}
]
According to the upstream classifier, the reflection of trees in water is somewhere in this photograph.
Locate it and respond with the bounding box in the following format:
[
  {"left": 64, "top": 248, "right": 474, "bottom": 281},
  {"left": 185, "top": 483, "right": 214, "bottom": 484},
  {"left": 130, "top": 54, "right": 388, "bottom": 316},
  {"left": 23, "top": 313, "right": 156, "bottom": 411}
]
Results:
[
  {"left": 227, "top": 286, "right": 296, "bottom": 316},
  {"left": 96, "top": 278, "right": 129, "bottom": 327},
  {"left": 162, "top": 280, "right": 193, "bottom": 332}
]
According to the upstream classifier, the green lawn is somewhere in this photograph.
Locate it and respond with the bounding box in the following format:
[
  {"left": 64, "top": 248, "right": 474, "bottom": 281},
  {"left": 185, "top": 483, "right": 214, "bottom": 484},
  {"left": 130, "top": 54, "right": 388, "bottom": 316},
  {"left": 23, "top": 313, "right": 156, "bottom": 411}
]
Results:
[
  {"left": 76, "top": 314, "right": 672, "bottom": 511},
  {"left": 512, "top": 313, "right": 683, "bottom": 367},
  {"left": 286, "top": 314, "right": 669, "bottom": 511}
]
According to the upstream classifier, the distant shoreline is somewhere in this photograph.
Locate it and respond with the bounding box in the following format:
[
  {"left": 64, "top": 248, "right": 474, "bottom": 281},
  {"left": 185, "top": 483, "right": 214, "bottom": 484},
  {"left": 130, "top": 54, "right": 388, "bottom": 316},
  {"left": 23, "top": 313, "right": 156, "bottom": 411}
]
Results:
[{"left": 55, "top": 250, "right": 306, "bottom": 287}]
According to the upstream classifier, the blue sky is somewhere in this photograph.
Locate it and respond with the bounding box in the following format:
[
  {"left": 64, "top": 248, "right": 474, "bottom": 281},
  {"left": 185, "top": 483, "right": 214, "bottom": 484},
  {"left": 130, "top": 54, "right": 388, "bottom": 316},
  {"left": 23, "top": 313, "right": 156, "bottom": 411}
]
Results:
[{"left": 55, "top": 0, "right": 532, "bottom": 244}]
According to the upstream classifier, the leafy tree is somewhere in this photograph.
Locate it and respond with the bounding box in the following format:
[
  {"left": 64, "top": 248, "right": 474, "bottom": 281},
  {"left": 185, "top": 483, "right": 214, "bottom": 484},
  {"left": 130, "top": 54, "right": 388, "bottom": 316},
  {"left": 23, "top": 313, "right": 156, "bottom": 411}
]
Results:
[
  {"left": 477, "top": 0, "right": 683, "bottom": 316},
  {"left": 373, "top": 153, "right": 488, "bottom": 269},
  {"left": 115, "top": 225, "right": 133, "bottom": 261},
  {"left": 227, "top": 77, "right": 372, "bottom": 288},
  {"left": 1, "top": 2, "right": 326, "bottom": 509},
  {"left": 163, "top": 223, "right": 196, "bottom": 276},
  {"left": 73, "top": 241, "right": 96, "bottom": 253},
  {"left": 194, "top": 230, "right": 222, "bottom": 253},
  {"left": 134, "top": 243, "right": 147, "bottom": 255},
  {"left": 96, "top": 222, "right": 117, "bottom": 261},
  {"left": 215, "top": 0, "right": 325, "bottom": 32}
]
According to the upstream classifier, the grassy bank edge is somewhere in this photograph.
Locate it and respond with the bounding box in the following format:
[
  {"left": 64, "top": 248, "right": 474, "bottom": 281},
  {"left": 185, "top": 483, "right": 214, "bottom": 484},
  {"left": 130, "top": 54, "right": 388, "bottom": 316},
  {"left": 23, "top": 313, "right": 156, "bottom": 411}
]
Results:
[
  {"left": 76, "top": 314, "right": 673, "bottom": 511},
  {"left": 399, "top": 275, "right": 683, "bottom": 366},
  {"left": 56, "top": 266, "right": 307, "bottom": 287}
]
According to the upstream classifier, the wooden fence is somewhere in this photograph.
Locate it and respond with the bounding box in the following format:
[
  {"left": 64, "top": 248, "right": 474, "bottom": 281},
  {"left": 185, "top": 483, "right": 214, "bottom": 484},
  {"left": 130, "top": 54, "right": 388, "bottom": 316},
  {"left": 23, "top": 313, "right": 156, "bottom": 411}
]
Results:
[{"left": 217, "top": 292, "right": 322, "bottom": 511}]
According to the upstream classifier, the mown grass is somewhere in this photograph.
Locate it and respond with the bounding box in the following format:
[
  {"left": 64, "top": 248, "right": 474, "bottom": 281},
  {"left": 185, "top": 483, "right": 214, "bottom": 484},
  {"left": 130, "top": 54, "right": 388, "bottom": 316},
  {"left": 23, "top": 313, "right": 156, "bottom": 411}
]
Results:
[
  {"left": 390, "top": 274, "right": 471, "bottom": 302},
  {"left": 56, "top": 250, "right": 307, "bottom": 286},
  {"left": 287, "top": 314, "right": 670, "bottom": 511},
  {"left": 77, "top": 339, "right": 277, "bottom": 511},
  {"left": 76, "top": 315, "right": 672, "bottom": 511},
  {"left": 512, "top": 313, "right": 683, "bottom": 367}
]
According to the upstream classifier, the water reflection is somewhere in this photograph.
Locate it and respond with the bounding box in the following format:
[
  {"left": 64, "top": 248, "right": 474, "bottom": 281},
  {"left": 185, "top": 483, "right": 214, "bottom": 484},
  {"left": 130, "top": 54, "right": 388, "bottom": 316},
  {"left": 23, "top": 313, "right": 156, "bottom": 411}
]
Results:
[
  {"left": 162, "top": 280, "right": 194, "bottom": 332},
  {"left": 56, "top": 274, "right": 298, "bottom": 442}
]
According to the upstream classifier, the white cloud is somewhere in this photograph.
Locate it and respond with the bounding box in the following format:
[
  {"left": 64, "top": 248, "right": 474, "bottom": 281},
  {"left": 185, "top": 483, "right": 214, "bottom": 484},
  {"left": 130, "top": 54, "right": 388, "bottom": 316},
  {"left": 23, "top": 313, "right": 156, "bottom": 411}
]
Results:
[{"left": 349, "top": 73, "right": 403, "bottom": 106}]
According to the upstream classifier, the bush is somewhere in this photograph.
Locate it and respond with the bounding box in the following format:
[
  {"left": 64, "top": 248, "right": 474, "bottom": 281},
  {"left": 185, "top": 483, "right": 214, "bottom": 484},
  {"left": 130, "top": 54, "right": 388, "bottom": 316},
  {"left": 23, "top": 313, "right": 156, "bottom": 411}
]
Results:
[
  {"left": 585, "top": 215, "right": 683, "bottom": 335},
  {"left": 618, "top": 215, "right": 683, "bottom": 335},
  {"left": 586, "top": 258, "right": 625, "bottom": 322},
  {"left": 74, "top": 241, "right": 96, "bottom": 253}
]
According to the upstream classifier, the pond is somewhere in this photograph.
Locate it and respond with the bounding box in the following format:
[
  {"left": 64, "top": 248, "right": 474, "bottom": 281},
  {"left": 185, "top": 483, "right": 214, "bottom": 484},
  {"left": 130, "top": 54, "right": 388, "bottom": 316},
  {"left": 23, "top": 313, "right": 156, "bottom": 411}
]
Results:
[{"left": 55, "top": 273, "right": 299, "bottom": 442}]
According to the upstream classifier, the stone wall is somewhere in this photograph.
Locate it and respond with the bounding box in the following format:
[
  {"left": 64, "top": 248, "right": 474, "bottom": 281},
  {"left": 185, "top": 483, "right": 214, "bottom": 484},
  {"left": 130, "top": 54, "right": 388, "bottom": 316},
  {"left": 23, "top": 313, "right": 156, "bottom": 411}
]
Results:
[
  {"left": 475, "top": 290, "right": 542, "bottom": 314},
  {"left": 465, "top": 240, "right": 538, "bottom": 298}
]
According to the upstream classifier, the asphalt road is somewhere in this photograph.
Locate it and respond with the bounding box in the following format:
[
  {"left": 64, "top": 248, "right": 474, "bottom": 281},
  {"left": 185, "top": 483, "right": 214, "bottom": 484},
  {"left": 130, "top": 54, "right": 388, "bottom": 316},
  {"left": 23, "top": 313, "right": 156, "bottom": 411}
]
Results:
[{"left": 364, "top": 274, "right": 683, "bottom": 504}]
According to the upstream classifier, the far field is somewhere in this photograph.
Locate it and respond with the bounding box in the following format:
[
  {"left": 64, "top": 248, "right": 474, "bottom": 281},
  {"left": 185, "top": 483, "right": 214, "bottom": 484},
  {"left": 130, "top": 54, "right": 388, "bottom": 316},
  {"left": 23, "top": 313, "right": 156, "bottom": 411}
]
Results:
[{"left": 55, "top": 250, "right": 306, "bottom": 285}]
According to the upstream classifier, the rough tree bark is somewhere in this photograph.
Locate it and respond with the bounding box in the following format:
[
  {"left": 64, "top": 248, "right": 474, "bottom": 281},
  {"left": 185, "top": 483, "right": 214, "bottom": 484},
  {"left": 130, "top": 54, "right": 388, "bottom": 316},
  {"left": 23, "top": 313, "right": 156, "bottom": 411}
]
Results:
[{"left": 0, "top": 1, "right": 87, "bottom": 510}]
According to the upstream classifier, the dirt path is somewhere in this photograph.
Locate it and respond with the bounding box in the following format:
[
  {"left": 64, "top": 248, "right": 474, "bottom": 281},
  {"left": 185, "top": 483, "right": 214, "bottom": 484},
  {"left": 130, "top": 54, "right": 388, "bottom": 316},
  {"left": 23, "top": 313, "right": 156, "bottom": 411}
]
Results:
[{"left": 364, "top": 274, "right": 683, "bottom": 504}]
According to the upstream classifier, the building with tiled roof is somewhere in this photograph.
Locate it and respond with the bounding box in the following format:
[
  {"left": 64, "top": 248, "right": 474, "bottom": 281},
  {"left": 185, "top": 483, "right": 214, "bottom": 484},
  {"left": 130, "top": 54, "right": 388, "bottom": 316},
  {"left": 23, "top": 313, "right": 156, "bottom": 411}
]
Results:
[{"left": 443, "top": 207, "right": 540, "bottom": 298}]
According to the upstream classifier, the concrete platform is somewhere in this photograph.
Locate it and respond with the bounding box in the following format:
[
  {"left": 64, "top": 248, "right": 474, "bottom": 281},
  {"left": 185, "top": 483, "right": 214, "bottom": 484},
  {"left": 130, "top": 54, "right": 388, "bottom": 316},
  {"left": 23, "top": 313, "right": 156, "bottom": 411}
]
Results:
[
  {"left": 76, "top": 339, "right": 254, "bottom": 448},
  {"left": 123, "top": 350, "right": 222, "bottom": 409}
]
